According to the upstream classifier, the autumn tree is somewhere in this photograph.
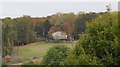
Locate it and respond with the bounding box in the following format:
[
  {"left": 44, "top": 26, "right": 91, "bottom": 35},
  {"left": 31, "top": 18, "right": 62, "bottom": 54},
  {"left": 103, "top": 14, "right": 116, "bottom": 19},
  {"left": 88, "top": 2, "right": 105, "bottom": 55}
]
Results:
[{"left": 49, "top": 12, "right": 76, "bottom": 36}]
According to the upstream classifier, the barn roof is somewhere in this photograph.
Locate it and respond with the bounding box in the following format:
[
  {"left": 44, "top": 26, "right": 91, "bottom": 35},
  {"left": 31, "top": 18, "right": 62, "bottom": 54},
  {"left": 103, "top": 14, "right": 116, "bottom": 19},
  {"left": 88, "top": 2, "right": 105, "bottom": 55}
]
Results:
[{"left": 52, "top": 31, "right": 67, "bottom": 39}]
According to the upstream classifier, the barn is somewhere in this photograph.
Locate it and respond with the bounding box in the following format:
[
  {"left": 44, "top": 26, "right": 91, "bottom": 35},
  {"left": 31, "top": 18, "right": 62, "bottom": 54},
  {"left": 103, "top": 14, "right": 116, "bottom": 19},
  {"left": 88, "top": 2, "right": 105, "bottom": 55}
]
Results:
[{"left": 52, "top": 31, "right": 68, "bottom": 42}]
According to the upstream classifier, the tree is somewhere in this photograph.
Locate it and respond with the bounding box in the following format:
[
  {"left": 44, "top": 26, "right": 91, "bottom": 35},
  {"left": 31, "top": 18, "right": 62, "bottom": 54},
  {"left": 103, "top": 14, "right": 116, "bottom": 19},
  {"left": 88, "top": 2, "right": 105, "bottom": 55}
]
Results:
[
  {"left": 49, "top": 12, "right": 76, "bottom": 36},
  {"left": 14, "top": 15, "right": 37, "bottom": 45},
  {"left": 2, "top": 17, "right": 17, "bottom": 56},
  {"left": 74, "top": 12, "right": 98, "bottom": 40},
  {"left": 62, "top": 12, "right": 119, "bottom": 65},
  {"left": 43, "top": 19, "right": 52, "bottom": 38},
  {"left": 34, "top": 22, "right": 44, "bottom": 37}
]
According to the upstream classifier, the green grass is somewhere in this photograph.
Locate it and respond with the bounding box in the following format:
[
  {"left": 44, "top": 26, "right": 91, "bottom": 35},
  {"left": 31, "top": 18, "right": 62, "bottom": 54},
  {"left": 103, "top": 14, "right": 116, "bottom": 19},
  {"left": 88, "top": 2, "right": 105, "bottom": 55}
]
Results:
[{"left": 12, "top": 42, "right": 75, "bottom": 61}]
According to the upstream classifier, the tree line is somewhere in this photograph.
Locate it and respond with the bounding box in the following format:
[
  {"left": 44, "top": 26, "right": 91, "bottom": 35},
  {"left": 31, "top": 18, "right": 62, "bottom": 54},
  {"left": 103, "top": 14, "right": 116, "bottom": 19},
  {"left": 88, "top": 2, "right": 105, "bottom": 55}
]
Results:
[{"left": 2, "top": 12, "right": 105, "bottom": 56}]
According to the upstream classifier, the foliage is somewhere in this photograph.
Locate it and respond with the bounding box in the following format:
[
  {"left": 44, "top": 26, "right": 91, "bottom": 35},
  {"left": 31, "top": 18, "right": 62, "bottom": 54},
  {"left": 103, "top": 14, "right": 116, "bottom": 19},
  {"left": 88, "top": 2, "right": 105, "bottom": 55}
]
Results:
[
  {"left": 2, "top": 16, "right": 38, "bottom": 56},
  {"left": 73, "top": 12, "right": 99, "bottom": 40},
  {"left": 49, "top": 12, "right": 76, "bottom": 35},
  {"left": 2, "top": 17, "right": 17, "bottom": 56},
  {"left": 41, "top": 45, "right": 70, "bottom": 65},
  {"left": 14, "top": 16, "right": 37, "bottom": 45},
  {"left": 43, "top": 19, "right": 52, "bottom": 38},
  {"left": 34, "top": 21, "right": 44, "bottom": 37},
  {"left": 61, "top": 53, "right": 102, "bottom": 65},
  {"left": 62, "top": 12, "right": 119, "bottom": 65}
]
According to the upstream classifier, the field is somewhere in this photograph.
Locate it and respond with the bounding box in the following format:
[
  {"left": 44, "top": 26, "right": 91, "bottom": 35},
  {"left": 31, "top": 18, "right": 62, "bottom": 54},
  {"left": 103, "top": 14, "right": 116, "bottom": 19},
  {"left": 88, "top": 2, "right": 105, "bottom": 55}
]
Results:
[{"left": 10, "top": 42, "right": 75, "bottom": 64}]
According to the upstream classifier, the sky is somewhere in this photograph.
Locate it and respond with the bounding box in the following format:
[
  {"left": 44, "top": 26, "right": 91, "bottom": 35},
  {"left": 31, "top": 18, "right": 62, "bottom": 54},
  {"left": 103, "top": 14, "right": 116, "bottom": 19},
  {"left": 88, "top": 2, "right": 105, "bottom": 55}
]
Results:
[
  {"left": 0, "top": 1, "right": 118, "bottom": 18},
  {"left": 0, "top": 0, "right": 119, "bottom": 2}
]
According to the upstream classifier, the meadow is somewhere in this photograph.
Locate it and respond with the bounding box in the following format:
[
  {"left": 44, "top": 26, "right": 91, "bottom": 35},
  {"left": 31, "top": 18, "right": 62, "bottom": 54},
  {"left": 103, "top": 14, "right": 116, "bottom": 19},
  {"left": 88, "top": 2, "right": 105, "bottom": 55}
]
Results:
[{"left": 11, "top": 42, "right": 75, "bottom": 64}]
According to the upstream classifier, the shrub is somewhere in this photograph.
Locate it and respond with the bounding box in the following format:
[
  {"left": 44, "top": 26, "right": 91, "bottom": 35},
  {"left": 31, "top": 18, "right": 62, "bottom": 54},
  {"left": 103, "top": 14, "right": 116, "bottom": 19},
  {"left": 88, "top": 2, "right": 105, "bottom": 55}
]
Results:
[
  {"left": 41, "top": 45, "right": 70, "bottom": 65},
  {"left": 61, "top": 47, "right": 102, "bottom": 65},
  {"left": 60, "top": 53, "right": 79, "bottom": 65},
  {"left": 62, "top": 12, "right": 119, "bottom": 65}
]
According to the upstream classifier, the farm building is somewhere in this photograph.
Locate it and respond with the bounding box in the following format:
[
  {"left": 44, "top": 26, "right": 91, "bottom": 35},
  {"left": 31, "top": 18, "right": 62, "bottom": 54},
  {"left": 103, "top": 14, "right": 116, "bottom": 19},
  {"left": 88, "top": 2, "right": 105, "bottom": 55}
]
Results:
[{"left": 52, "top": 31, "right": 67, "bottom": 40}]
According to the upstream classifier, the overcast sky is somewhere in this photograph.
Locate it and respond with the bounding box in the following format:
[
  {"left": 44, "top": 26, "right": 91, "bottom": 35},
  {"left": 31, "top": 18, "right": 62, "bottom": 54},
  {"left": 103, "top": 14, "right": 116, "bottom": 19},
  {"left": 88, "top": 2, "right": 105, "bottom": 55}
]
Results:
[{"left": 0, "top": 2, "right": 118, "bottom": 18}]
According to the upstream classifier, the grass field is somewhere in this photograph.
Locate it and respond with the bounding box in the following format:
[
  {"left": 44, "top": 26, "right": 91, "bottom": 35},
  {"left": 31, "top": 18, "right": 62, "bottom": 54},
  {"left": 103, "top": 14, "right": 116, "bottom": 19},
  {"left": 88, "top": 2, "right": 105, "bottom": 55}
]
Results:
[{"left": 11, "top": 42, "right": 75, "bottom": 64}]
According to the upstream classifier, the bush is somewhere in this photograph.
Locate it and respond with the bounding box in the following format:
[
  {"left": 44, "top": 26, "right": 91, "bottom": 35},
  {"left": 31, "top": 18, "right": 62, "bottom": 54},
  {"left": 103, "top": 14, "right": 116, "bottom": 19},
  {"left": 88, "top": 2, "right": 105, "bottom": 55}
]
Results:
[
  {"left": 41, "top": 45, "right": 70, "bottom": 65},
  {"left": 61, "top": 47, "right": 102, "bottom": 65},
  {"left": 60, "top": 54, "right": 80, "bottom": 65},
  {"left": 62, "top": 12, "right": 119, "bottom": 65}
]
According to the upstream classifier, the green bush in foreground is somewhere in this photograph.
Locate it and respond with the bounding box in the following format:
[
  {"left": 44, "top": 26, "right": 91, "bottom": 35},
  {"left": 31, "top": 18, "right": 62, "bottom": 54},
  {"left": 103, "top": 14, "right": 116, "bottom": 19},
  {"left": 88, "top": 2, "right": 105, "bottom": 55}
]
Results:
[
  {"left": 41, "top": 45, "right": 70, "bottom": 65},
  {"left": 62, "top": 12, "right": 119, "bottom": 65}
]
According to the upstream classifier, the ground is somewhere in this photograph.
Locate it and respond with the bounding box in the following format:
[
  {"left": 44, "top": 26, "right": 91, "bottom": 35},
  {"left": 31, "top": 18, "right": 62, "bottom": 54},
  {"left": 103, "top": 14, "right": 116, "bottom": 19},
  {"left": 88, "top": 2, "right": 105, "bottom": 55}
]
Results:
[{"left": 9, "top": 42, "right": 75, "bottom": 65}]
